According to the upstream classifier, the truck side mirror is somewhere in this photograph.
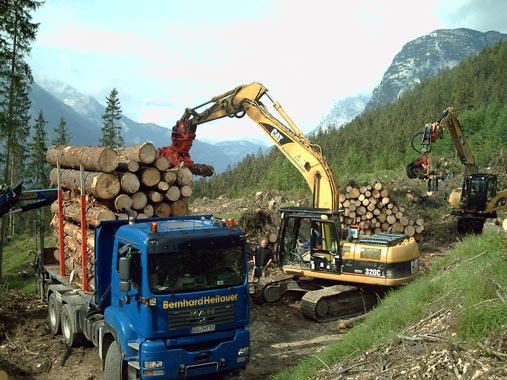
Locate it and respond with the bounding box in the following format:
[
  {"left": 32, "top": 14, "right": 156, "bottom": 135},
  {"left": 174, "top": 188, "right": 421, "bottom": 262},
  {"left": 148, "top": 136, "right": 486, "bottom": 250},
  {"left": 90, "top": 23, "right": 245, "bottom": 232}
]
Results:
[{"left": 119, "top": 256, "right": 131, "bottom": 292}]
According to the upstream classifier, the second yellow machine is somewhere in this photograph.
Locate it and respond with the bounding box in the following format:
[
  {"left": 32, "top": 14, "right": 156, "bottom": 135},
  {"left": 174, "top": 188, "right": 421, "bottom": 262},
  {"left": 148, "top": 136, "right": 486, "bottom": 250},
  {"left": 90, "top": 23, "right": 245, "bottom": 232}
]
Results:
[{"left": 160, "top": 82, "right": 420, "bottom": 322}]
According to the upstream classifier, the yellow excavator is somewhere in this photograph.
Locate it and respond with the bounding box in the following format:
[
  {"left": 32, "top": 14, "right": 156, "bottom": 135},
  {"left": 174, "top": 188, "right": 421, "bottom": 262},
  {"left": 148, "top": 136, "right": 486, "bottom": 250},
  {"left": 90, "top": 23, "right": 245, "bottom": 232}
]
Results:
[
  {"left": 407, "top": 107, "right": 507, "bottom": 233},
  {"left": 160, "top": 82, "right": 420, "bottom": 321}
]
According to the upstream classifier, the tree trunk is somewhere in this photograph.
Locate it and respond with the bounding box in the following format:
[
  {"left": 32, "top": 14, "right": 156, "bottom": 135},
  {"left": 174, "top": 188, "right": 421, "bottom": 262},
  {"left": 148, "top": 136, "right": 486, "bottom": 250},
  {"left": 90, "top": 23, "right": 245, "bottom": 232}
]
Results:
[
  {"left": 163, "top": 171, "right": 177, "bottom": 185},
  {"left": 154, "top": 202, "right": 171, "bottom": 217},
  {"left": 47, "top": 145, "right": 119, "bottom": 173},
  {"left": 50, "top": 168, "right": 120, "bottom": 200},
  {"left": 117, "top": 172, "right": 140, "bottom": 194},
  {"left": 51, "top": 200, "right": 116, "bottom": 227},
  {"left": 177, "top": 167, "right": 193, "bottom": 186},
  {"left": 180, "top": 185, "right": 192, "bottom": 198},
  {"left": 154, "top": 156, "right": 170, "bottom": 171},
  {"left": 131, "top": 192, "right": 148, "bottom": 210},
  {"left": 115, "top": 143, "right": 157, "bottom": 164},
  {"left": 166, "top": 186, "right": 181, "bottom": 202},
  {"left": 147, "top": 190, "right": 163, "bottom": 203},
  {"left": 117, "top": 159, "right": 139, "bottom": 173},
  {"left": 139, "top": 167, "right": 161, "bottom": 187}
]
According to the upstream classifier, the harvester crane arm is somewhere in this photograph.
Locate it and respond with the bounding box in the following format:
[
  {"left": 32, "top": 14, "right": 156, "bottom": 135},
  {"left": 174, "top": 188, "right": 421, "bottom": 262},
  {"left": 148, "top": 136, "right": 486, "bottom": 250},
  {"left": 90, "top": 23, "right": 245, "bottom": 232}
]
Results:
[{"left": 159, "top": 82, "right": 339, "bottom": 211}]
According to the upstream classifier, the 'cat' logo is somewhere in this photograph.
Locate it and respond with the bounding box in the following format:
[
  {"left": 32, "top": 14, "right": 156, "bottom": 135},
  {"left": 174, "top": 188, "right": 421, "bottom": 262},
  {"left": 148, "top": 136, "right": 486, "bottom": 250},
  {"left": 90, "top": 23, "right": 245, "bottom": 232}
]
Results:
[{"left": 270, "top": 128, "right": 283, "bottom": 144}]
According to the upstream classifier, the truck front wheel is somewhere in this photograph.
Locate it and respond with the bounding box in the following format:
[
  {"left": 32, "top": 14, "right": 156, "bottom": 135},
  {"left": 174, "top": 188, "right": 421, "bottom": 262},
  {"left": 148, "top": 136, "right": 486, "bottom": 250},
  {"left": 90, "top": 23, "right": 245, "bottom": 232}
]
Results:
[
  {"left": 47, "top": 293, "right": 61, "bottom": 335},
  {"left": 104, "top": 341, "right": 127, "bottom": 380},
  {"left": 61, "top": 304, "right": 84, "bottom": 347}
]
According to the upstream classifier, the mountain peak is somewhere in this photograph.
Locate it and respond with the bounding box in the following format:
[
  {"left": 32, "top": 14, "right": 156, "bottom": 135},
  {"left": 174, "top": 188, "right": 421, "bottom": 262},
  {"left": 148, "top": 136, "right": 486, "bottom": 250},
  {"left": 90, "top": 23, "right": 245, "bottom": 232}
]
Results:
[{"left": 366, "top": 28, "right": 507, "bottom": 110}]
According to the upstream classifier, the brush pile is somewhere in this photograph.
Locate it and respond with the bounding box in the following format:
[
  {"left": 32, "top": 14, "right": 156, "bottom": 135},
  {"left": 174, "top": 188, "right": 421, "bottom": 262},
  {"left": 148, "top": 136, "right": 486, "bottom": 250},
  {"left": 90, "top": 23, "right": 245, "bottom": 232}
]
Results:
[{"left": 46, "top": 143, "right": 194, "bottom": 287}]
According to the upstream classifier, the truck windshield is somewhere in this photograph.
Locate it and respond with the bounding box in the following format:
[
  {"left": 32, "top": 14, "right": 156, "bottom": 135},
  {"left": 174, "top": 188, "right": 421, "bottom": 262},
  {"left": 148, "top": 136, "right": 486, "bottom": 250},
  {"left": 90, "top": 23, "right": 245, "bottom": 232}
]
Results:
[{"left": 148, "top": 242, "right": 245, "bottom": 294}]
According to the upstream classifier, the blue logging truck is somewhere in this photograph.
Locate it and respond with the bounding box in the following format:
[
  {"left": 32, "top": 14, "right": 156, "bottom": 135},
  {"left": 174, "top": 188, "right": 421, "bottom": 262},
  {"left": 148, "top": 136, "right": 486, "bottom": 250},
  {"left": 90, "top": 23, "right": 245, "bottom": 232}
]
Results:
[{"left": 1, "top": 184, "right": 251, "bottom": 379}]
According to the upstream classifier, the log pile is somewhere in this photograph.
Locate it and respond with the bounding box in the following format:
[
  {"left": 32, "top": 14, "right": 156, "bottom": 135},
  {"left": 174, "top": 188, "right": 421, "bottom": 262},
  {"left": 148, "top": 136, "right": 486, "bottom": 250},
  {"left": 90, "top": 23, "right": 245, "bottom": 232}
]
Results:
[
  {"left": 338, "top": 181, "right": 424, "bottom": 238},
  {"left": 47, "top": 143, "right": 194, "bottom": 287}
]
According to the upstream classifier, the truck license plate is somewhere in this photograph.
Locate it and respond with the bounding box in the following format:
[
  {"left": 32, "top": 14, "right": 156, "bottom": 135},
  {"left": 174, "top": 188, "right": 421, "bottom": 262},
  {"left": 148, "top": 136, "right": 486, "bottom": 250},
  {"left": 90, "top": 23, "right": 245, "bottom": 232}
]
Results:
[{"left": 191, "top": 324, "right": 216, "bottom": 334}]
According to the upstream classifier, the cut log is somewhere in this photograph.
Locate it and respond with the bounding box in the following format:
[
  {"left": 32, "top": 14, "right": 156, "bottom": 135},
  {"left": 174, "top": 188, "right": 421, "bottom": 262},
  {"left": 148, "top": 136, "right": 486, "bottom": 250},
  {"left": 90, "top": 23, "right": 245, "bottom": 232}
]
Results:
[
  {"left": 373, "top": 208, "right": 380, "bottom": 216},
  {"left": 380, "top": 189, "right": 389, "bottom": 198},
  {"left": 357, "top": 206, "right": 366, "bottom": 216},
  {"left": 154, "top": 156, "right": 170, "bottom": 171},
  {"left": 50, "top": 219, "right": 94, "bottom": 249},
  {"left": 117, "top": 172, "right": 140, "bottom": 194},
  {"left": 147, "top": 190, "right": 163, "bottom": 203},
  {"left": 154, "top": 202, "right": 172, "bottom": 217},
  {"left": 117, "top": 160, "right": 139, "bottom": 173},
  {"left": 113, "top": 194, "right": 132, "bottom": 212},
  {"left": 177, "top": 167, "right": 193, "bottom": 186},
  {"left": 362, "top": 198, "right": 369, "bottom": 206},
  {"left": 139, "top": 167, "right": 161, "bottom": 187},
  {"left": 117, "top": 213, "right": 129, "bottom": 220},
  {"left": 365, "top": 190, "right": 371, "bottom": 198},
  {"left": 378, "top": 213, "right": 387, "bottom": 223},
  {"left": 372, "top": 189, "right": 380, "bottom": 199},
  {"left": 381, "top": 197, "right": 390, "bottom": 205},
  {"left": 50, "top": 168, "right": 120, "bottom": 200},
  {"left": 180, "top": 185, "right": 192, "bottom": 198},
  {"left": 163, "top": 171, "right": 177, "bottom": 185},
  {"left": 395, "top": 211, "right": 403, "bottom": 220},
  {"left": 400, "top": 216, "right": 409, "bottom": 226},
  {"left": 345, "top": 185, "right": 353, "bottom": 193},
  {"left": 51, "top": 200, "right": 116, "bottom": 227},
  {"left": 343, "top": 199, "right": 350, "bottom": 208},
  {"left": 381, "top": 222, "right": 390, "bottom": 231},
  {"left": 415, "top": 225, "right": 424, "bottom": 234},
  {"left": 367, "top": 203, "right": 376, "bottom": 212},
  {"left": 359, "top": 186, "right": 367, "bottom": 194},
  {"left": 339, "top": 194, "right": 346, "bottom": 203},
  {"left": 415, "top": 218, "right": 424, "bottom": 226},
  {"left": 131, "top": 192, "right": 148, "bottom": 210},
  {"left": 47, "top": 145, "right": 119, "bottom": 173},
  {"left": 115, "top": 143, "right": 157, "bottom": 164},
  {"left": 373, "top": 182, "right": 383, "bottom": 191},
  {"left": 143, "top": 204, "right": 154, "bottom": 217},
  {"left": 349, "top": 203, "right": 356, "bottom": 212},
  {"left": 348, "top": 188, "right": 360, "bottom": 199},
  {"left": 137, "top": 213, "right": 148, "bottom": 219},
  {"left": 172, "top": 199, "right": 189, "bottom": 216},
  {"left": 358, "top": 194, "right": 365, "bottom": 202},
  {"left": 404, "top": 225, "right": 416, "bottom": 237},
  {"left": 166, "top": 186, "right": 181, "bottom": 202},
  {"left": 157, "top": 181, "right": 169, "bottom": 192},
  {"left": 392, "top": 222, "right": 404, "bottom": 233},
  {"left": 386, "top": 215, "right": 397, "bottom": 225}
]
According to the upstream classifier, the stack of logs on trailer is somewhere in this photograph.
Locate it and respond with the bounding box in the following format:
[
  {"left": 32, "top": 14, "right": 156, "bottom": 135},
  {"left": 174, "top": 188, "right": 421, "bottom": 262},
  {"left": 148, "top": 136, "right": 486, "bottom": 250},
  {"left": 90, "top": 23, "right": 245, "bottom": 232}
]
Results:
[
  {"left": 46, "top": 143, "right": 194, "bottom": 288},
  {"left": 338, "top": 181, "right": 424, "bottom": 239}
]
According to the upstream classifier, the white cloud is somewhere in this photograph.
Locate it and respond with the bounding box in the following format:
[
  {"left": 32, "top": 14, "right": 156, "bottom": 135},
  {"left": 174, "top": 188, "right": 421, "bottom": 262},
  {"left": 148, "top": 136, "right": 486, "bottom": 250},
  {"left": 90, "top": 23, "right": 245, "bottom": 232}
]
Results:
[{"left": 30, "top": 0, "right": 503, "bottom": 140}]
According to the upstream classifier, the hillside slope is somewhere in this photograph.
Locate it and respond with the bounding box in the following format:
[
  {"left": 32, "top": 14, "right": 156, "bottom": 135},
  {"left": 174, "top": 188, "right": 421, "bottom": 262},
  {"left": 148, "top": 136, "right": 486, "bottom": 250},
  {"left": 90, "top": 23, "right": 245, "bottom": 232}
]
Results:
[{"left": 194, "top": 41, "right": 507, "bottom": 198}]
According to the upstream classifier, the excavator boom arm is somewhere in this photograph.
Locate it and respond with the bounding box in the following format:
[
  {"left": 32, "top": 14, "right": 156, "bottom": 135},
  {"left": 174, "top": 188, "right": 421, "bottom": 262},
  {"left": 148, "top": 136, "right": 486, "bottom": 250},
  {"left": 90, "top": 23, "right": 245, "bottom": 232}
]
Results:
[{"left": 160, "top": 82, "right": 339, "bottom": 211}]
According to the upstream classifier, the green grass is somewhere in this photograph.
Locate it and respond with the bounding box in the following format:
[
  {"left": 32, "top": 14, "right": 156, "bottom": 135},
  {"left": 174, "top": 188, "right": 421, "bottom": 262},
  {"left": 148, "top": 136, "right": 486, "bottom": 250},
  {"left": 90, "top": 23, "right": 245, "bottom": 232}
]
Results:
[
  {"left": 0, "top": 234, "right": 44, "bottom": 293},
  {"left": 274, "top": 229, "right": 507, "bottom": 380}
]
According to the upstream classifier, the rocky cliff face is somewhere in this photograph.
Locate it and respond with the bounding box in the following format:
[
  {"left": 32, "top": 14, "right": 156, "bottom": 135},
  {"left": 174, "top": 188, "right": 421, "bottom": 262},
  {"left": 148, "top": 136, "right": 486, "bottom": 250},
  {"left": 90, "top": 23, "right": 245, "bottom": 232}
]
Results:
[{"left": 366, "top": 28, "right": 507, "bottom": 110}]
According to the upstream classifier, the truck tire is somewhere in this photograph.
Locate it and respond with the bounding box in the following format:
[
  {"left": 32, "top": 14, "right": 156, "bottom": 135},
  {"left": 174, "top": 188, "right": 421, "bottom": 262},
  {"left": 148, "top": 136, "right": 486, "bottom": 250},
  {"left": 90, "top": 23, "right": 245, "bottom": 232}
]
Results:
[
  {"left": 104, "top": 341, "right": 127, "bottom": 380},
  {"left": 61, "top": 303, "right": 84, "bottom": 347},
  {"left": 47, "top": 293, "right": 62, "bottom": 335}
]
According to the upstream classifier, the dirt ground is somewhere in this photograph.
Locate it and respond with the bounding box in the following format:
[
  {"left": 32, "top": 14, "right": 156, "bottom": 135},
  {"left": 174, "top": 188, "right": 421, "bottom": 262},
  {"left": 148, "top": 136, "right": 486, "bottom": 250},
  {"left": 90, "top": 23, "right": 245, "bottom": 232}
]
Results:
[
  {"left": 1, "top": 190, "right": 502, "bottom": 380},
  {"left": 0, "top": 288, "right": 338, "bottom": 380}
]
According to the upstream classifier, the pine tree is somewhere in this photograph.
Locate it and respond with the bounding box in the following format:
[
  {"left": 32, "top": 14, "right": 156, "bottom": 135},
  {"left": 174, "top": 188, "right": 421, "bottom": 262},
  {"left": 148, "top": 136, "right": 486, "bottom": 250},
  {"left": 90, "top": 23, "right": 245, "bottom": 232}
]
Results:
[
  {"left": 0, "top": 0, "right": 42, "bottom": 278},
  {"left": 28, "top": 110, "right": 49, "bottom": 189},
  {"left": 100, "top": 88, "right": 123, "bottom": 147},
  {"left": 52, "top": 117, "right": 70, "bottom": 145}
]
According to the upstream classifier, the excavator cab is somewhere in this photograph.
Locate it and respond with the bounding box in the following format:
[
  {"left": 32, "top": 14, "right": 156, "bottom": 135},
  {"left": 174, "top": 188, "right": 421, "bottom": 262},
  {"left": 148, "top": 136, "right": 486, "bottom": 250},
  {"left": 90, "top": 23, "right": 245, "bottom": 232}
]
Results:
[
  {"left": 462, "top": 174, "right": 497, "bottom": 211},
  {"left": 277, "top": 207, "right": 341, "bottom": 270}
]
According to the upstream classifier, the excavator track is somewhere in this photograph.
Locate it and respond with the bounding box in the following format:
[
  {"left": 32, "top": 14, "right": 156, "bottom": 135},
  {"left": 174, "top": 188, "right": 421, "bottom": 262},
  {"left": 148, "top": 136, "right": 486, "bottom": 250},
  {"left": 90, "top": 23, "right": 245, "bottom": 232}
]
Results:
[
  {"left": 301, "top": 285, "right": 380, "bottom": 322},
  {"left": 252, "top": 272, "right": 295, "bottom": 304}
]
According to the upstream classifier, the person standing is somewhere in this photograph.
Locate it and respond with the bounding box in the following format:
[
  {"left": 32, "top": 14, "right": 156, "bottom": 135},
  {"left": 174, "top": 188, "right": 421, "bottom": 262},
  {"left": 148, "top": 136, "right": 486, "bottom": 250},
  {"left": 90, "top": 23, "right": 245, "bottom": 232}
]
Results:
[{"left": 250, "top": 238, "right": 273, "bottom": 281}]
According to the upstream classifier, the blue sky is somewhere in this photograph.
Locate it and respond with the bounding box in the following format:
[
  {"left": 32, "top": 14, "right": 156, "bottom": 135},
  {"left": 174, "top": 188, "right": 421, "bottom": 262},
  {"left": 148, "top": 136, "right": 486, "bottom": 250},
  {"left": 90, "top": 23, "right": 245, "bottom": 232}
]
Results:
[{"left": 30, "top": 0, "right": 507, "bottom": 141}]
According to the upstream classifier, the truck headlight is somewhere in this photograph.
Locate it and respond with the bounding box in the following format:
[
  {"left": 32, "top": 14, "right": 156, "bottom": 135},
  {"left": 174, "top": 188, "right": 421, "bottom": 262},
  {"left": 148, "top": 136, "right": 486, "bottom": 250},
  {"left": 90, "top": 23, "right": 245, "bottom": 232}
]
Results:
[
  {"left": 238, "top": 346, "right": 249, "bottom": 356},
  {"left": 144, "top": 361, "right": 163, "bottom": 368}
]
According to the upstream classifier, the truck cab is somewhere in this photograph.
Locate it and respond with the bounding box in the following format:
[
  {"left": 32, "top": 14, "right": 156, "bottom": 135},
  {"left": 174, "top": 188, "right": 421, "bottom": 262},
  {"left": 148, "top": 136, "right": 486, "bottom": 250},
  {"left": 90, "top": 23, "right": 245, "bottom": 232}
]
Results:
[{"left": 42, "top": 215, "right": 250, "bottom": 379}]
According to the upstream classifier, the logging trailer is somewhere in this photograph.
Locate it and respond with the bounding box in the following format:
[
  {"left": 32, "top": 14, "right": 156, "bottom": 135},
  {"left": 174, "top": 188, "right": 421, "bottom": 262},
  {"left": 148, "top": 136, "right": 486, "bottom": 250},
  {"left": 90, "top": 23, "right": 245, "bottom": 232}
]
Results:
[
  {"left": 159, "top": 82, "right": 421, "bottom": 322},
  {"left": 0, "top": 182, "right": 251, "bottom": 379}
]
